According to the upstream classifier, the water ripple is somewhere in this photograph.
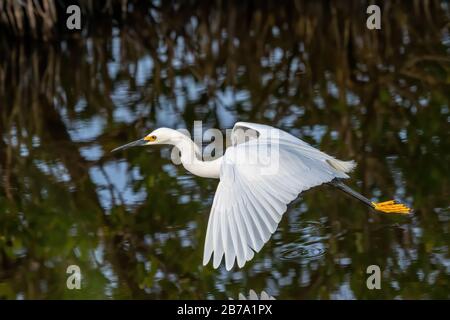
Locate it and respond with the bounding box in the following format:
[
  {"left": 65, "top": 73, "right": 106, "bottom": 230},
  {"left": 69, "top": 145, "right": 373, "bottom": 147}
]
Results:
[
  {"left": 275, "top": 220, "right": 328, "bottom": 263},
  {"left": 277, "top": 242, "right": 326, "bottom": 261}
]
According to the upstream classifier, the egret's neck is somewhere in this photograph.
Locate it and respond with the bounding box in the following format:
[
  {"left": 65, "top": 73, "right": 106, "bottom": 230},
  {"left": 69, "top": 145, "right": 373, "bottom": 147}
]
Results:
[{"left": 174, "top": 137, "right": 222, "bottom": 179}]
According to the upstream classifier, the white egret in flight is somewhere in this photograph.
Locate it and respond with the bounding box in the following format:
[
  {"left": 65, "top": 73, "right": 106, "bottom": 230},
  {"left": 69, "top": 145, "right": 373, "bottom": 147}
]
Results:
[{"left": 112, "top": 122, "right": 411, "bottom": 270}]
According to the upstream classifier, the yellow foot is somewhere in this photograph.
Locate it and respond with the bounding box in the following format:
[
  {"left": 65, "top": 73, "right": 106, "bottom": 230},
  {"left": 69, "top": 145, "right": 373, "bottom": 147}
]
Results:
[{"left": 371, "top": 200, "right": 412, "bottom": 214}]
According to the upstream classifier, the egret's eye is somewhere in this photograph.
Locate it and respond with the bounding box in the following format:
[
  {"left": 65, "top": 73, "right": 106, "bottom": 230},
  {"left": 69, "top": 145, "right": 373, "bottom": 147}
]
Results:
[{"left": 145, "top": 135, "right": 157, "bottom": 142}]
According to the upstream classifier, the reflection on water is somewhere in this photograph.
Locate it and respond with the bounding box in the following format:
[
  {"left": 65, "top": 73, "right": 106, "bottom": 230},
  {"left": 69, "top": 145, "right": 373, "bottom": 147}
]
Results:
[
  {"left": 230, "top": 290, "right": 276, "bottom": 300},
  {"left": 0, "top": 1, "right": 449, "bottom": 299}
]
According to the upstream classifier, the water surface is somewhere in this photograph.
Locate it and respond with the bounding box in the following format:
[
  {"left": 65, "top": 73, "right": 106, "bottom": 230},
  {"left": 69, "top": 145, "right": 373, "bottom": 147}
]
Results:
[{"left": 0, "top": 1, "right": 449, "bottom": 299}]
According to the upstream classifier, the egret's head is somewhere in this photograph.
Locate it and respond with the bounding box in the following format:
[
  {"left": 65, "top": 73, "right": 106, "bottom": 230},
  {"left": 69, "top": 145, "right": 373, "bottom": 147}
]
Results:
[{"left": 111, "top": 127, "right": 183, "bottom": 152}]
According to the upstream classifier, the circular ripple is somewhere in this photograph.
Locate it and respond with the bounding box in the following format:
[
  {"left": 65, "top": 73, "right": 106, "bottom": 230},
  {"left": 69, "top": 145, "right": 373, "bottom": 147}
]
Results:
[
  {"left": 288, "top": 220, "right": 323, "bottom": 234},
  {"left": 277, "top": 242, "right": 326, "bottom": 261},
  {"left": 275, "top": 220, "right": 329, "bottom": 262}
]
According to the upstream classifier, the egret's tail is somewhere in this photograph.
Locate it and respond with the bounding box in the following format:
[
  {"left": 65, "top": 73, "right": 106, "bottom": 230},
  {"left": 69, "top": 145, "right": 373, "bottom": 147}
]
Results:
[
  {"left": 329, "top": 179, "right": 412, "bottom": 215},
  {"left": 326, "top": 158, "right": 357, "bottom": 173}
]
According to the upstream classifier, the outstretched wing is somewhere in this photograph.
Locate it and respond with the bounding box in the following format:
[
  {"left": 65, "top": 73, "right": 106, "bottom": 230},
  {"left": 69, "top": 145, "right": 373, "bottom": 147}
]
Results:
[{"left": 203, "top": 122, "right": 356, "bottom": 270}]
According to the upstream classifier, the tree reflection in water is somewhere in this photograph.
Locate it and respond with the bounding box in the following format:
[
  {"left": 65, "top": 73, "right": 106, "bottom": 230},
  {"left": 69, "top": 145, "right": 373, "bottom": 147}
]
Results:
[{"left": 0, "top": 1, "right": 449, "bottom": 299}]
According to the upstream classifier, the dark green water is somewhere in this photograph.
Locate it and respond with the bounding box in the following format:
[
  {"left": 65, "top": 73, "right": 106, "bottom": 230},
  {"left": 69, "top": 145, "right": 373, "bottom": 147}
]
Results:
[{"left": 0, "top": 1, "right": 449, "bottom": 299}]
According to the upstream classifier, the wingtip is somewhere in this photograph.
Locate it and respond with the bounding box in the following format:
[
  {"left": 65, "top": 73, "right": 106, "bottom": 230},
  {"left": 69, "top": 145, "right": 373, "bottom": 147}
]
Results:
[
  {"left": 202, "top": 253, "right": 212, "bottom": 267},
  {"left": 225, "top": 258, "right": 235, "bottom": 271}
]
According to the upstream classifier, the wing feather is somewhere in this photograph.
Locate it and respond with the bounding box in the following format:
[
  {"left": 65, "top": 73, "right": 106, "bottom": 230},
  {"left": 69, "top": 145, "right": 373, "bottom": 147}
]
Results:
[
  {"left": 203, "top": 122, "right": 356, "bottom": 270},
  {"left": 238, "top": 190, "right": 268, "bottom": 249},
  {"left": 232, "top": 200, "right": 253, "bottom": 258},
  {"left": 228, "top": 205, "right": 245, "bottom": 267}
]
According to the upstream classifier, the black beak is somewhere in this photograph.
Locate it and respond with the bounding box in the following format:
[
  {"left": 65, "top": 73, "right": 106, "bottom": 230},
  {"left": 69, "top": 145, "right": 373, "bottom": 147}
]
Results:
[{"left": 111, "top": 138, "right": 147, "bottom": 152}]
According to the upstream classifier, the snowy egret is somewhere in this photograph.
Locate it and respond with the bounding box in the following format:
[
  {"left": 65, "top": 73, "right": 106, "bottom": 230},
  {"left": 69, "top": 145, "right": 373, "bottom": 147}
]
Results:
[{"left": 112, "top": 122, "right": 411, "bottom": 270}]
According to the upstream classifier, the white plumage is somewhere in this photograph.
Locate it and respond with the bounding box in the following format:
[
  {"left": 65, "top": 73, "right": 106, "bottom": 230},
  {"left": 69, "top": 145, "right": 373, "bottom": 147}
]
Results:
[
  {"left": 202, "top": 122, "right": 355, "bottom": 270},
  {"left": 113, "top": 121, "right": 357, "bottom": 271}
]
